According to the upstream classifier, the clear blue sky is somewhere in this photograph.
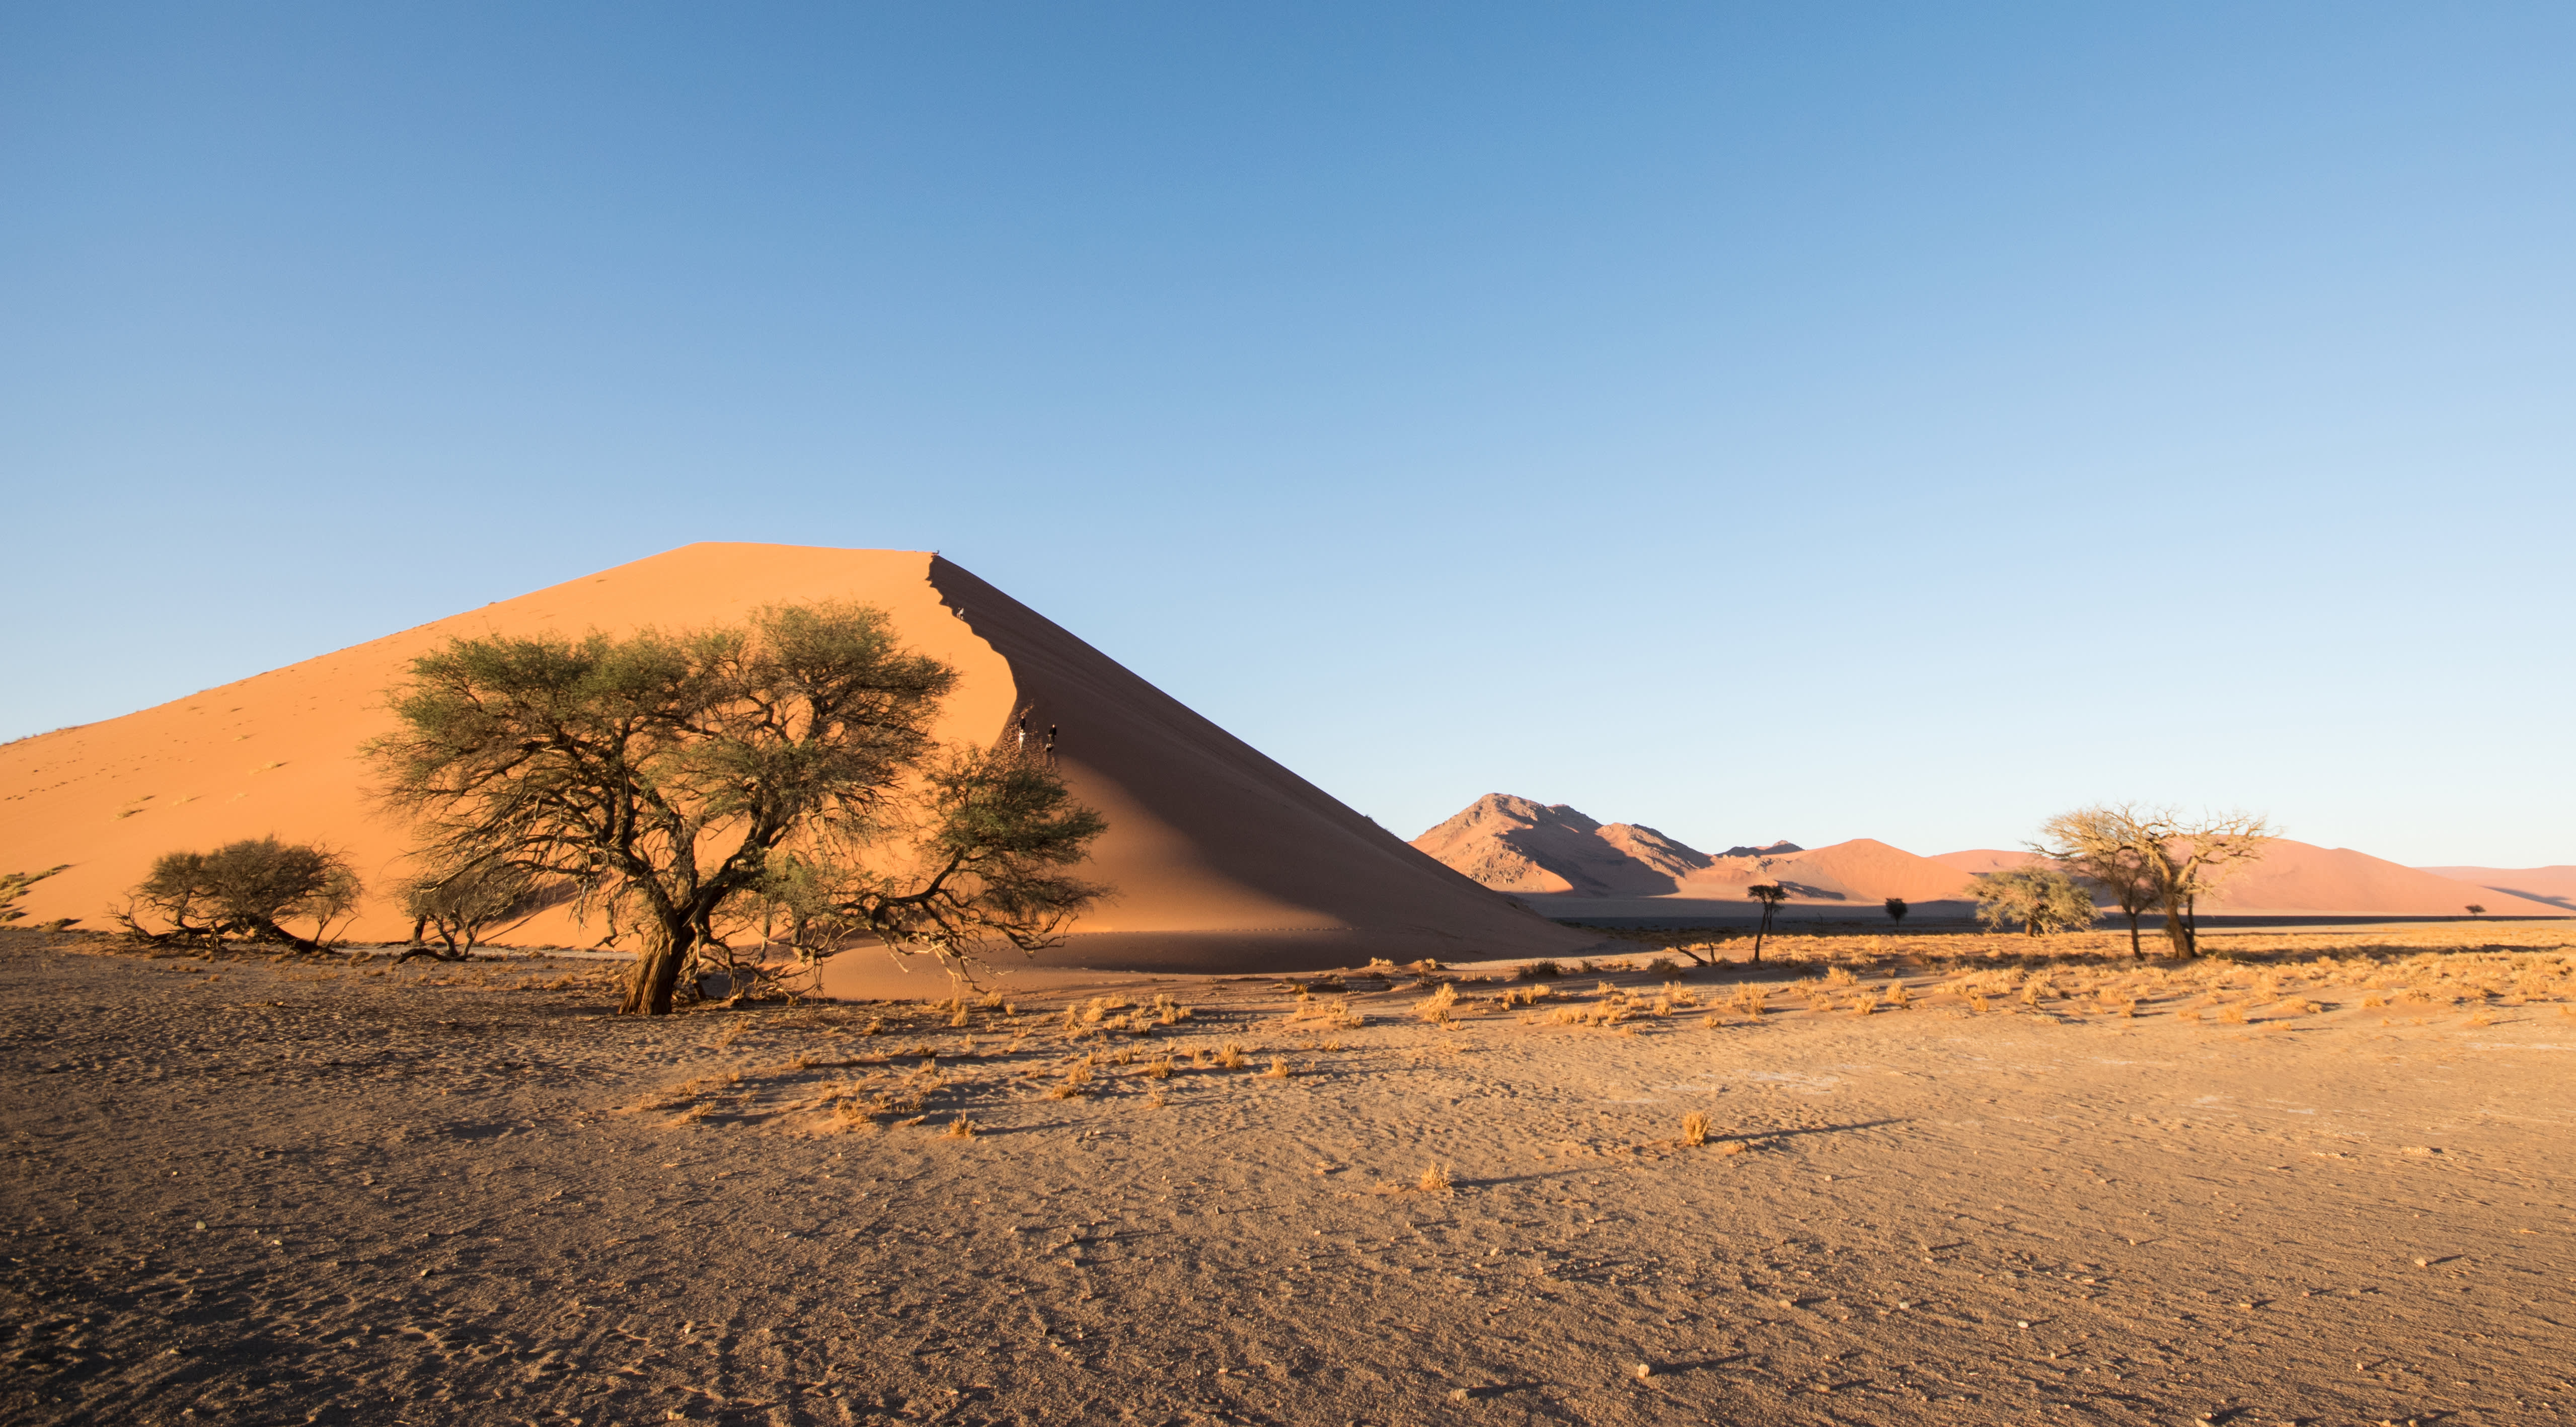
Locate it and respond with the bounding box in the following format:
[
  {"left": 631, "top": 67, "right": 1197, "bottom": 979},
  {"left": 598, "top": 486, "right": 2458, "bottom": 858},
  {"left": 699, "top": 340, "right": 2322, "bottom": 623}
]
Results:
[{"left": 6, "top": 4, "right": 2570, "bottom": 866}]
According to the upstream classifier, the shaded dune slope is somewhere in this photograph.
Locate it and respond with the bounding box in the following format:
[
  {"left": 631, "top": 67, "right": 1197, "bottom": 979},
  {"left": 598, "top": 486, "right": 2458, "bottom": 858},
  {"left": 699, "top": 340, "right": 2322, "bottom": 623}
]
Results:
[
  {"left": 0, "top": 544, "right": 1586, "bottom": 978},
  {"left": 2418, "top": 866, "right": 2576, "bottom": 914},
  {"left": 2204, "top": 845, "right": 2563, "bottom": 918}
]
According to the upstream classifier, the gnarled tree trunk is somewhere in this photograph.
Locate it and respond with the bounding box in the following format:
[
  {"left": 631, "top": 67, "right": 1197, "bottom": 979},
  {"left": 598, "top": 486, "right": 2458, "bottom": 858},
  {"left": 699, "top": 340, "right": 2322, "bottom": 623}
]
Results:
[
  {"left": 2158, "top": 891, "right": 2196, "bottom": 957},
  {"left": 622, "top": 918, "right": 692, "bottom": 1016}
]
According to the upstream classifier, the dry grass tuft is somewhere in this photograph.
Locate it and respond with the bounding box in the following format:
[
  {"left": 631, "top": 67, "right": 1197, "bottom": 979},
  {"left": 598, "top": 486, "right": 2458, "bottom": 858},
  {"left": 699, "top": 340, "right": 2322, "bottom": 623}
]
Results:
[
  {"left": 1415, "top": 981, "right": 1460, "bottom": 1025},
  {"left": 1044, "top": 1064, "right": 1093, "bottom": 1100},
  {"left": 942, "top": 1117, "right": 980, "bottom": 1139},
  {"left": 1140, "top": 1056, "right": 1174, "bottom": 1080},
  {"left": 1215, "top": 1041, "right": 1249, "bottom": 1070},
  {"left": 1681, "top": 1111, "right": 1712, "bottom": 1147},
  {"left": 1259, "top": 1056, "right": 1293, "bottom": 1079},
  {"left": 1418, "top": 1164, "right": 1453, "bottom": 1193}
]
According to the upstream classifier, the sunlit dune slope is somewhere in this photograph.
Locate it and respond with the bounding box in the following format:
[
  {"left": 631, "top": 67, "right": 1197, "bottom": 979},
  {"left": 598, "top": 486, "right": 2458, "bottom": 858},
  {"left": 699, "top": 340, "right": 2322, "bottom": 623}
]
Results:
[
  {"left": 1407, "top": 794, "right": 1707, "bottom": 896},
  {"left": 0, "top": 544, "right": 1587, "bottom": 974},
  {"left": 1927, "top": 849, "right": 2037, "bottom": 875},
  {"left": 1674, "top": 839, "right": 1980, "bottom": 905}
]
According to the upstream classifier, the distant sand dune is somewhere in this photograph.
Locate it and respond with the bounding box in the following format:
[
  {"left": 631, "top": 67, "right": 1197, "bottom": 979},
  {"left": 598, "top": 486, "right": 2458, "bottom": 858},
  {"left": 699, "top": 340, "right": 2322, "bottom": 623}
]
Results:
[
  {"left": 2419, "top": 865, "right": 2576, "bottom": 913},
  {"left": 1413, "top": 795, "right": 2564, "bottom": 921}
]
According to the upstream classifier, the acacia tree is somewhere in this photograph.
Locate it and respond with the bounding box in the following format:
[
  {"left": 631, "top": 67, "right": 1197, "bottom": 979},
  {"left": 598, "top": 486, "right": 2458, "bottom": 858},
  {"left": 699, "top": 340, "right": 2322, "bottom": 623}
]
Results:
[
  {"left": 1883, "top": 897, "right": 1908, "bottom": 924},
  {"left": 2035, "top": 805, "right": 2275, "bottom": 957},
  {"left": 2031, "top": 811, "right": 2162, "bottom": 957},
  {"left": 1746, "top": 883, "right": 1788, "bottom": 960},
  {"left": 400, "top": 862, "right": 547, "bottom": 962},
  {"left": 369, "top": 602, "right": 1108, "bottom": 1016},
  {"left": 1967, "top": 866, "right": 2097, "bottom": 936},
  {"left": 119, "top": 838, "right": 362, "bottom": 951}
]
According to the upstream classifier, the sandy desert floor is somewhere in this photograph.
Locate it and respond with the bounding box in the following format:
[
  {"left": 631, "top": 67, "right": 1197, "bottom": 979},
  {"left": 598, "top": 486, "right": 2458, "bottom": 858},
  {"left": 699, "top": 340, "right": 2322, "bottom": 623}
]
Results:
[{"left": 5, "top": 926, "right": 2572, "bottom": 1426}]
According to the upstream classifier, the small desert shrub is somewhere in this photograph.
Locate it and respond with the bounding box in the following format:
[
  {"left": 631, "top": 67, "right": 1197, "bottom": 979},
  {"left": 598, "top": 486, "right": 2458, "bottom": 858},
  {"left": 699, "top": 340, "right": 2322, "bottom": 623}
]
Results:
[
  {"left": 1140, "top": 1056, "right": 1173, "bottom": 1080},
  {"left": 1260, "top": 1057, "right": 1293, "bottom": 1079},
  {"left": 1415, "top": 983, "right": 1460, "bottom": 1024},
  {"left": 1418, "top": 1164, "right": 1452, "bottom": 1193},
  {"left": 123, "top": 837, "right": 362, "bottom": 950},
  {"left": 1519, "top": 960, "right": 1563, "bottom": 979},
  {"left": 1645, "top": 957, "right": 1683, "bottom": 977},
  {"left": 942, "top": 1117, "right": 980, "bottom": 1139},
  {"left": 1216, "top": 1041, "right": 1249, "bottom": 1070},
  {"left": 1681, "top": 1111, "right": 1712, "bottom": 1146},
  {"left": 1824, "top": 965, "right": 1859, "bottom": 987},
  {"left": 1046, "top": 1064, "right": 1093, "bottom": 1099},
  {"left": 1883, "top": 981, "right": 1912, "bottom": 1008},
  {"left": 2217, "top": 1003, "right": 2247, "bottom": 1025},
  {"left": 1152, "top": 993, "right": 1190, "bottom": 1025},
  {"left": 1729, "top": 984, "right": 1766, "bottom": 1017}
]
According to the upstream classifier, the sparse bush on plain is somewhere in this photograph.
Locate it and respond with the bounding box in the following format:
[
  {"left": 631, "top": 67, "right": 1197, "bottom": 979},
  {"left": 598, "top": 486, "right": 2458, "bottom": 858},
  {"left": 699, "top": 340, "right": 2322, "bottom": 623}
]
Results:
[
  {"left": 1968, "top": 866, "right": 2099, "bottom": 937},
  {"left": 119, "top": 837, "right": 362, "bottom": 952},
  {"left": 400, "top": 861, "right": 546, "bottom": 961}
]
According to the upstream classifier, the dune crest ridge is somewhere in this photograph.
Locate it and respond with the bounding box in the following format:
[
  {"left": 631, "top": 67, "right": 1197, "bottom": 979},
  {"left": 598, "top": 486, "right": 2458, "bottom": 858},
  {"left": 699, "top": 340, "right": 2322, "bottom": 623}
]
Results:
[{"left": 0, "top": 544, "right": 1587, "bottom": 977}]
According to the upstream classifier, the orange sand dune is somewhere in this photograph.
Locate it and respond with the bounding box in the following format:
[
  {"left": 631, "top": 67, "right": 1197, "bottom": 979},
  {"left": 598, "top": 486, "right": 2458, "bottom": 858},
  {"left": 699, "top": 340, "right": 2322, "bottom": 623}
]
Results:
[
  {"left": 1414, "top": 794, "right": 1982, "bottom": 917},
  {"left": 2418, "top": 866, "right": 2576, "bottom": 914},
  {"left": 1407, "top": 794, "right": 1708, "bottom": 896},
  {"left": 1674, "top": 838, "right": 1978, "bottom": 906},
  {"left": 1928, "top": 844, "right": 2567, "bottom": 918},
  {"left": 2207, "top": 843, "right": 2564, "bottom": 918},
  {"left": 0, "top": 544, "right": 1588, "bottom": 975}
]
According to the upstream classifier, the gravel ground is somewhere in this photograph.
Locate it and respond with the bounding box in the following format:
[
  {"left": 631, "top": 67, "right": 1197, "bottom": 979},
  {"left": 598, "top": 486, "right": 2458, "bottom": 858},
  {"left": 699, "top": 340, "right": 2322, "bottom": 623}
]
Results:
[{"left": 5, "top": 929, "right": 2572, "bottom": 1426}]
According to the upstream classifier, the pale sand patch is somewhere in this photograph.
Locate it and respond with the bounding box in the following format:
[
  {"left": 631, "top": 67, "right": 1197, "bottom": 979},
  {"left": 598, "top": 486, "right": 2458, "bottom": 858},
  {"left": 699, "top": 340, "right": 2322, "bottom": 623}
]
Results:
[{"left": 5, "top": 928, "right": 2571, "bottom": 1425}]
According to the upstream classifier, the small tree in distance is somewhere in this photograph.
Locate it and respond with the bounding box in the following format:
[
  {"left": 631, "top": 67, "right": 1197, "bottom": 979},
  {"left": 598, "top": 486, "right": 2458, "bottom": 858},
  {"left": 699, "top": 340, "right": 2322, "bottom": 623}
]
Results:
[
  {"left": 1883, "top": 897, "right": 1908, "bottom": 924},
  {"left": 2466, "top": 904, "right": 2485, "bottom": 918},
  {"left": 401, "top": 862, "right": 547, "bottom": 962},
  {"left": 120, "top": 837, "right": 362, "bottom": 951},
  {"left": 370, "top": 602, "right": 1109, "bottom": 1016},
  {"left": 1968, "top": 866, "right": 2097, "bottom": 936},
  {"left": 1747, "top": 883, "right": 1788, "bottom": 961}
]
